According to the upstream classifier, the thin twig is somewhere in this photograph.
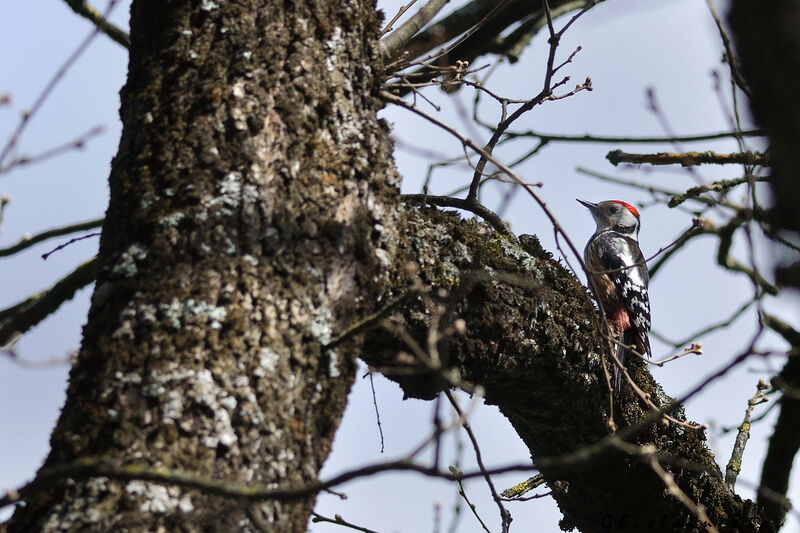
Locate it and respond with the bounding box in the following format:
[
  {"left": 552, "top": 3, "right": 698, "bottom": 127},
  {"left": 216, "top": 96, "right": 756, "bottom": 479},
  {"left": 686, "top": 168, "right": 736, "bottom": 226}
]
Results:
[
  {"left": 725, "top": 380, "right": 770, "bottom": 489},
  {"left": 382, "top": 91, "right": 582, "bottom": 264},
  {"left": 0, "top": 2, "right": 116, "bottom": 166},
  {"left": 651, "top": 299, "right": 756, "bottom": 349},
  {"left": 446, "top": 439, "right": 465, "bottom": 533},
  {"left": 445, "top": 390, "right": 511, "bottom": 532},
  {"left": 1, "top": 346, "right": 75, "bottom": 369},
  {"left": 465, "top": 0, "right": 593, "bottom": 202},
  {"left": 0, "top": 126, "right": 105, "bottom": 174},
  {"left": 577, "top": 166, "right": 707, "bottom": 204},
  {"left": 310, "top": 512, "right": 381, "bottom": 533},
  {"left": 379, "top": 0, "right": 418, "bottom": 37},
  {"left": 0, "top": 218, "right": 105, "bottom": 257},
  {"left": 645, "top": 343, "right": 703, "bottom": 368},
  {"left": 451, "top": 467, "right": 492, "bottom": 533},
  {"left": 365, "top": 370, "right": 386, "bottom": 453},
  {"left": 42, "top": 232, "right": 101, "bottom": 260},
  {"left": 0, "top": 195, "right": 10, "bottom": 234}
]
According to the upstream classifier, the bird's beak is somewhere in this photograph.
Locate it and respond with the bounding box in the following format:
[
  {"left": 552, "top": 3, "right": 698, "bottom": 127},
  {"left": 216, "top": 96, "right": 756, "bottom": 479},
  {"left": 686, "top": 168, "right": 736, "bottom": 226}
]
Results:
[{"left": 577, "top": 199, "right": 598, "bottom": 211}]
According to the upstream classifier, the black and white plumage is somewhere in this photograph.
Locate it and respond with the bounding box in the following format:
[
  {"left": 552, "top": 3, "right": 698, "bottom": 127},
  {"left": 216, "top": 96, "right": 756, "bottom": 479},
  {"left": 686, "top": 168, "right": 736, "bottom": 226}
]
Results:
[{"left": 578, "top": 199, "right": 651, "bottom": 392}]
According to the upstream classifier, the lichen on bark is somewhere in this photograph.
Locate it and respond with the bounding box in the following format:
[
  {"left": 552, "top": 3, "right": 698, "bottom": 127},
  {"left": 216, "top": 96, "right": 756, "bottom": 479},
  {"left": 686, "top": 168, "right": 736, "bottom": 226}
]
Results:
[{"left": 4, "top": 1, "right": 400, "bottom": 532}]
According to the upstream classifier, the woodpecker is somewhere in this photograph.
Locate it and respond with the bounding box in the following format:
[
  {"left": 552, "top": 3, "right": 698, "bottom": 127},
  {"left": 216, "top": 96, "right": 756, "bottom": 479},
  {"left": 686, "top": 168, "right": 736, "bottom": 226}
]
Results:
[{"left": 578, "top": 199, "right": 651, "bottom": 392}]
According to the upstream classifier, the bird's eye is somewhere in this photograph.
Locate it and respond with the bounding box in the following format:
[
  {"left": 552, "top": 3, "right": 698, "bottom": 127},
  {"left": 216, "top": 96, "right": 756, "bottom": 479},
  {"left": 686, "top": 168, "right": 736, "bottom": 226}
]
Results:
[{"left": 609, "top": 206, "right": 618, "bottom": 213}]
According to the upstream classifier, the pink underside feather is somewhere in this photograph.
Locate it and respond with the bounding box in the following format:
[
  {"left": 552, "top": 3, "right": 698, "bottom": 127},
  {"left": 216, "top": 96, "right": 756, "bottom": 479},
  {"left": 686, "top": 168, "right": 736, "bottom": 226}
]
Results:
[{"left": 610, "top": 307, "right": 631, "bottom": 331}]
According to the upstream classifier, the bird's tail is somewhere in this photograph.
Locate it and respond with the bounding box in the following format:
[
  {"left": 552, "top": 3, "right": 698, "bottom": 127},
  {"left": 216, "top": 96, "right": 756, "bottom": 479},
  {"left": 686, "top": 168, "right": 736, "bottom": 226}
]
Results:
[{"left": 613, "top": 329, "right": 636, "bottom": 393}]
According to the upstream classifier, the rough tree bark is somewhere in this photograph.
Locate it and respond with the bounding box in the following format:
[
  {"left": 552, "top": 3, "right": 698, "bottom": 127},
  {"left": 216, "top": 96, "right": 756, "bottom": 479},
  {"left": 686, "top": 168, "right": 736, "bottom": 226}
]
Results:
[
  {"left": 4, "top": 1, "right": 400, "bottom": 531},
  {"left": 0, "top": 1, "right": 775, "bottom": 532}
]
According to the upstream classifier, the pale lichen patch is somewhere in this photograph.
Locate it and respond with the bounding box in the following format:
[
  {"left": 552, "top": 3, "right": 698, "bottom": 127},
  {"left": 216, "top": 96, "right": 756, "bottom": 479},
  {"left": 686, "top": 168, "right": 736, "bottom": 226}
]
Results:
[
  {"left": 497, "top": 237, "right": 545, "bottom": 283},
  {"left": 160, "top": 298, "right": 227, "bottom": 330},
  {"left": 191, "top": 369, "right": 238, "bottom": 449},
  {"left": 254, "top": 347, "right": 280, "bottom": 376},
  {"left": 328, "top": 350, "right": 340, "bottom": 378},
  {"left": 111, "top": 243, "right": 148, "bottom": 278},
  {"left": 125, "top": 480, "right": 193, "bottom": 514},
  {"left": 309, "top": 305, "right": 334, "bottom": 345},
  {"left": 324, "top": 27, "right": 344, "bottom": 73}
]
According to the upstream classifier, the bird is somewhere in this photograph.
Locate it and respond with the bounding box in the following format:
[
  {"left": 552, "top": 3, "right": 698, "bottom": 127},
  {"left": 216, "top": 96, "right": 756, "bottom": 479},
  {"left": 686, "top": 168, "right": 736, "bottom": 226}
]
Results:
[{"left": 578, "top": 199, "right": 651, "bottom": 392}]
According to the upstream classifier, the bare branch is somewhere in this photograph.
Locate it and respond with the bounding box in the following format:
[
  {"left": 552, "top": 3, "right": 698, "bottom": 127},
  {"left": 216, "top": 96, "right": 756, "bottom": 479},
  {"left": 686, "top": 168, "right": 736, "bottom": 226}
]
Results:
[
  {"left": 63, "top": 0, "right": 130, "bottom": 48},
  {"left": 380, "top": 0, "right": 448, "bottom": 58},
  {"left": 500, "top": 474, "right": 546, "bottom": 498},
  {"left": 647, "top": 343, "right": 704, "bottom": 368},
  {"left": 668, "top": 176, "right": 769, "bottom": 208},
  {"left": 0, "top": 455, "right": 538, "bottom": 510},
  {"left": 0, "top": 258, "right": 97, "bottom": 346},
  {"left": 451, "top": 467, "right": 493, "bottom": 533},
  {"left": 703, "top": 0, "right": 751, "bottom": 100},
  {"left": 504, "top": 128, "right": 764, "bottom": 144},
  {"left": 402, "top": 193, "right": 513, "bottom": 237},
  {"left": 310, "top": 512, "right": 382, "bottom": 533},
  {"left": 379, "top": 0, "right": 418, "bottom": 37},
  {"left": 607, "top": 150, "right": 769, "bottom": 167},
  {"left": 365, "top": 370, "right": 386, "bottom": 453}
]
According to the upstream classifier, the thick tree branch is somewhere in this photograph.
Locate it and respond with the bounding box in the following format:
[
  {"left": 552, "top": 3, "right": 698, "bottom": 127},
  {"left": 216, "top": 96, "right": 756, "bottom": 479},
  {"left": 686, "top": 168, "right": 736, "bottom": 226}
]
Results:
[
  {"left": 398, "top": 0, "right": 591, "bottom": 66},
  {"left": 361, "top": 205, "right": 766, "bottom": 532}
]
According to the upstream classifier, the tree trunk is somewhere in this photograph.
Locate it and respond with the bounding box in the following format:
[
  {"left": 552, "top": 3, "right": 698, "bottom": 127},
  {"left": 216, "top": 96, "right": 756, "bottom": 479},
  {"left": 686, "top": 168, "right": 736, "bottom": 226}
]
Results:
[{"left": 4, "top": 1, "right": 399, "bottom": 531}]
